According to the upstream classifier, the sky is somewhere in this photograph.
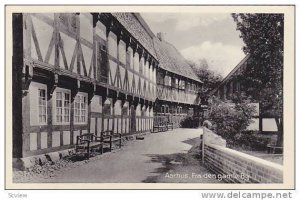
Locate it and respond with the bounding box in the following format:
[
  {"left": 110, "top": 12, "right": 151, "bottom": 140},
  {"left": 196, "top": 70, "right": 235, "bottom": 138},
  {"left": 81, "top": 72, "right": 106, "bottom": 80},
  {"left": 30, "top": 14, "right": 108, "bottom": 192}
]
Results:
[{"left": 141, "top": 13, "right": 246, "bottom": 77}]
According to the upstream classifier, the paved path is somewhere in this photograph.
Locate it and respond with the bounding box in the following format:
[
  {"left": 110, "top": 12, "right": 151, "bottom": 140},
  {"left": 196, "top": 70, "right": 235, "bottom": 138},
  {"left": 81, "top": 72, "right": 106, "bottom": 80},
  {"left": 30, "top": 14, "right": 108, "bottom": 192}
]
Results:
[{"left": 48, "top": 128, "right": 204, "bottom": 183}]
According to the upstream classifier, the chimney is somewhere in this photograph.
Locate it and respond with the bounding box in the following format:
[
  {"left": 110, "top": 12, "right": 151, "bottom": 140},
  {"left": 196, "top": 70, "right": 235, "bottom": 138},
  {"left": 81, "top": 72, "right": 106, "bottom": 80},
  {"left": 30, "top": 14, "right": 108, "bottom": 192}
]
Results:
[{"left": 157, "top": 32, "right": 165, "bottom": 41}]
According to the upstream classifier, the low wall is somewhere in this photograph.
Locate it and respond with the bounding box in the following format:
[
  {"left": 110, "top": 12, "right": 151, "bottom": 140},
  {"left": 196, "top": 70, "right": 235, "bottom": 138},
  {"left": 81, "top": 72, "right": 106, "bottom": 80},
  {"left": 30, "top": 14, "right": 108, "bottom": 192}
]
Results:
[{"left": 202, "top": 128, "right": 283, "bottom": 183}]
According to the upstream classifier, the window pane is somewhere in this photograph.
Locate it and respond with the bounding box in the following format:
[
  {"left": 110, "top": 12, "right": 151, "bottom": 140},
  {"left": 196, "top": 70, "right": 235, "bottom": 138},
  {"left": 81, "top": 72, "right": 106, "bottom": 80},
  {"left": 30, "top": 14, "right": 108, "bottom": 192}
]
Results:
[{"left": 38, "top": 89, "right": 47, "bottom": 123}]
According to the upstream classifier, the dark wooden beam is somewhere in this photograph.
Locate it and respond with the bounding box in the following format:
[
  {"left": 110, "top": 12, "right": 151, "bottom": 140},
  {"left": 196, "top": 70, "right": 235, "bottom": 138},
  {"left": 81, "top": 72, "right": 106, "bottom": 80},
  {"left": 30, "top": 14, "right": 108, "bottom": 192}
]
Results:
[{"left": 13, "top": 13, "right": 24, "bottom": 158}]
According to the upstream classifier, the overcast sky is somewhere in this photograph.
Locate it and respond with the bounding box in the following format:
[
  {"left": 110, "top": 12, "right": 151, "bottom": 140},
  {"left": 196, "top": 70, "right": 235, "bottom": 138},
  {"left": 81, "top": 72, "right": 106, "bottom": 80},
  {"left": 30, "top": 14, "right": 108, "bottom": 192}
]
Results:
[{"left": 141, "top": 13, "right": 246, "bottom": 77}]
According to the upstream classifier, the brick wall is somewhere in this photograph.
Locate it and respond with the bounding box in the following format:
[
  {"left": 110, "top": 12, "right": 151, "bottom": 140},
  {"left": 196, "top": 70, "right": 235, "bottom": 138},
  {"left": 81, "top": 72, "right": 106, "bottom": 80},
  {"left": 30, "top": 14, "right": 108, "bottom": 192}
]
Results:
[{"left": 203, "top": 128, "right": 283, "bottom": 183}]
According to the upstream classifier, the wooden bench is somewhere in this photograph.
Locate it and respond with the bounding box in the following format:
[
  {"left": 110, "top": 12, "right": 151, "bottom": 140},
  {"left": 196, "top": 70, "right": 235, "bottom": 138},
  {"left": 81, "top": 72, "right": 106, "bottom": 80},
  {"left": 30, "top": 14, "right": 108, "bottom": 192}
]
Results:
[
  {"left": 267, "top": 144, "right": 283, "bottom": 154},
  {"left": 160, "top": 123, "right": 168, "bottom": 132},
  {"left": 166, "top": 122, "right": 173, "bottom": 131},
  {"left": 75, "top": 133, "right": 103, "bottom": 159},
  {"left": 151, "top": 125, "right": 160, "bottom": 133},
  {"left": 101, "top": 130, "right": 122, "bottom": 152}
]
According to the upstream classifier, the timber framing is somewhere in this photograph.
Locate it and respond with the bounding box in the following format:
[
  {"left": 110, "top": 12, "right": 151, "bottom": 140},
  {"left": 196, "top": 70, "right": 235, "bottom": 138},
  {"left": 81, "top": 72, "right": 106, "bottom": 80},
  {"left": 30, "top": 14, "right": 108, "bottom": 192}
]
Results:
[{"left": 13, "top": 12, "right": 203, "bottom": 159}]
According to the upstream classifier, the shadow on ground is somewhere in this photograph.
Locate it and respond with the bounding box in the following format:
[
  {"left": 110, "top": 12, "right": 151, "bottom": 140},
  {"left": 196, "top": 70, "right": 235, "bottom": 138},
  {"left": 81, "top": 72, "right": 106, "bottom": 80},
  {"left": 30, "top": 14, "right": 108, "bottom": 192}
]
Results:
[{"left": 142, "top": 137, "right": 222, "bottom": 183}]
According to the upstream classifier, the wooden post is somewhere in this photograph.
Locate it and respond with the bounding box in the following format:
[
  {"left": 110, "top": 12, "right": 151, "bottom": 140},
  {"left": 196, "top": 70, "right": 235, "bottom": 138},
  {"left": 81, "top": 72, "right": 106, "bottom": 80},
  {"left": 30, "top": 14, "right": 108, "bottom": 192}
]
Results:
[
  {"left": 202, "top": 127, "right": 205, "bottom": 165},
  {"left": 13, "top": 14, "right": 24, "bottom": 158},
  {"left": 87, "top": 141, "right": 90, "bottom": 159},
  {"left": 109, "top": 135, "right": 112, "bottom": 152}
]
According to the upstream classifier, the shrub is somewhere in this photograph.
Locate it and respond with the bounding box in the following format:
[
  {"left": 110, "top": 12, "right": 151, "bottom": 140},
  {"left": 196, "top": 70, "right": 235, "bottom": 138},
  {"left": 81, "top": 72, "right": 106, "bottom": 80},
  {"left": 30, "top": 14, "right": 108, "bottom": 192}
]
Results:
[
  {"left": 207, "top": 96, "right": 256, "bottom": 141},
  {"left": 180, "top": 116, "right": 201, "bottom": 128},
  {"left": 230, "top": 131, "right": 272, "bottom": 151}
]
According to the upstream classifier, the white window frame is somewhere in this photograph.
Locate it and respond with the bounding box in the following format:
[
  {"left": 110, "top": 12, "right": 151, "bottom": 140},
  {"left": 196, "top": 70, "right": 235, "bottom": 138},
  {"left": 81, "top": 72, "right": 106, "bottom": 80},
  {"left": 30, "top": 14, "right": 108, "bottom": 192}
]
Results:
[
  {"left": 53, "top": 88, "right": 71, "bottom": 125},
  {"left": 74, "top": 92, "right": 88, "bottom": 125},
  {"left": 38, "top": 88, "right": 47, "bottom": 125}
]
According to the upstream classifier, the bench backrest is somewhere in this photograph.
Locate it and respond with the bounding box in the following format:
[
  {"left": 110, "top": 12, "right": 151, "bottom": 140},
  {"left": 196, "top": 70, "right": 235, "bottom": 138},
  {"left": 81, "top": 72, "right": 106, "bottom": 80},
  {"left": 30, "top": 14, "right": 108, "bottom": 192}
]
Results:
[
  {"left": 77, "top": 133, "right": 99, "bottom": 144},
  {"left": 101, "top": 130, "right": 114, "bottom": 137}
]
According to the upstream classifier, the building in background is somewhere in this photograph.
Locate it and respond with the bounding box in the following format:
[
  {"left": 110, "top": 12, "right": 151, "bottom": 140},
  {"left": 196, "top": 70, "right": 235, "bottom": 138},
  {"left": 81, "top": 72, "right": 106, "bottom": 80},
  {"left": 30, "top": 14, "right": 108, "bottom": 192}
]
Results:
[
  {"left": 211, "top": 55, "right": 278, "bottom": 133},
  {"left": 12, "top": 12, "right": 203, "bottom": 160},
  {"left": 153, "top": 33, "right": 203, "bottom": 128}
]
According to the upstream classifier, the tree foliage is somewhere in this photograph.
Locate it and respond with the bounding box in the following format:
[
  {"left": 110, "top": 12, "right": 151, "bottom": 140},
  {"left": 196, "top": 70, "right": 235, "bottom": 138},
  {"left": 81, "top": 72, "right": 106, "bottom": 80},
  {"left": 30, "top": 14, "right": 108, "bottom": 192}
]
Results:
[
  {"left": 190, "top": 59, "right": 223, "bottom": 101},
  {"left": 232, "top": 13, "right": 284, "bottom": 146}
]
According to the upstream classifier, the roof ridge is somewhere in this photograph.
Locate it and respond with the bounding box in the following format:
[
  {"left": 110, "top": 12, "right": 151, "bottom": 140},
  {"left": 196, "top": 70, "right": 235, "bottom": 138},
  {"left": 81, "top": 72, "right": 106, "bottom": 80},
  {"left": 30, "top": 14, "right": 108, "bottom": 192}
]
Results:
[
  {"left": 153, "top": 37, "right": 202, "bottom": 83},
  {"left": 210, "top": 54, "right": 250, "bottom": 95}
]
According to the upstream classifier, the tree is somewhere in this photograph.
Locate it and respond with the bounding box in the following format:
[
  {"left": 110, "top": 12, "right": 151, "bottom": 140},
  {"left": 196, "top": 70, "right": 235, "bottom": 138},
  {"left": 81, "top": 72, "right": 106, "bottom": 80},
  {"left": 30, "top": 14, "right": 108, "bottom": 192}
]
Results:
[
  {"left": 190, "top": 59, "right": 223, "bottom": 101},
  {"left": 232, "top": 13, "right": 284, "bottom": 146}
]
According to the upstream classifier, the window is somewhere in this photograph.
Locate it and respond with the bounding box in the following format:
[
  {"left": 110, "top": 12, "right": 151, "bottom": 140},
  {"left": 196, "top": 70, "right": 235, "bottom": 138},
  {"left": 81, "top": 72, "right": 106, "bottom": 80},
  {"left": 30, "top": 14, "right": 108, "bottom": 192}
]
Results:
[
  {"left": 74, "top": 93, "right": 88, "bottom": 124},
  {"left": 165, "top": 105, "right": 169, "bottom": 114},
  {"left": 186, "top": 82, "right": 190, "bottom": 92},
  {"left": 164, "top": 75, "right": 171, "bottom": 86},
  {"left": 157, "top": 71, "right": 164, "bottom": 85},
  {"left": 38, "top": 89, "right": 47, "bottom": 124},
  {"left": 56, "top": 92, "right": 63, "bottom": 123},
  {"left": 171, "top": 77, "right": 176, "bottom": 88},
  {"left": 122, "top": 104, "right": 129, "bottom": 116},
  {"left": 103, "top": 99, "right": 112, "bottom": 115},
  {"left": 177, "top": 106, "right": 182, "bottom": 114},
  {"left": 97, "top": 42, "right": 108, "bottom": 83},
  {"left": 191, "top": 83, "right": 195, "bottom": 93},
  {"left": 63, "top": 93, "right": 71, "bottom": 122},
  {"left": 161, "top": 105, "right": 165, "bottom": 113},
  {"left": 179, "top": 80, "right": 185, "bottom": 90},
  {"left": 54, "top": 90, "right": 71, "bottom": 124},
  {"left": 188, "top": 108, "right": 194, "bottom": 115}
]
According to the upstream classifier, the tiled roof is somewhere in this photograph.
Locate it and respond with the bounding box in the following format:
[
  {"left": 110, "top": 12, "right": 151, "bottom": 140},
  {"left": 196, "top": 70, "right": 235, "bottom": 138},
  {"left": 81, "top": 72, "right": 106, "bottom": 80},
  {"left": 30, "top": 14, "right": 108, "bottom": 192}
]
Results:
[
  {"left": 153, "top": 37, "right": 202, "bottom": 82},
  {"left": 111, "top": 13, "right": 157, "bottom": 60},
  {"left": 112, "top": 13, "right": 201, "bottom": 83},
  {"left": 211, "top": 54, "right": 250, "bottom": 95}
]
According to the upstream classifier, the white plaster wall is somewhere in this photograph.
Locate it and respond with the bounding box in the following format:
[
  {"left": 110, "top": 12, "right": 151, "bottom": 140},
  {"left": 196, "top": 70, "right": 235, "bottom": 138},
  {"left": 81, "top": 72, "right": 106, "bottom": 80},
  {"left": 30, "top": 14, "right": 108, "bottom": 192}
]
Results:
[
  {"left": 120, "top": 67, "right": 125, "bottom": 89},
  {"left": 31, "top": 15, "right": 54, "bottom": 64},
  {"left": 81, "top": 44, "right": 93, "bottom": 76},
  {"left": 97, "top": 118, "right": 102, "bottom": 135},
  {"left": 29, "top": 132, "right": 38, "bottom": 151},
  {"left": 90, "top": 118, "right": 96, "bottom": 134},
  {"left": 247, "top": 118, "right": 259, "bottom": 131},
  {"left": 91, "top": 95, "right": 102, "bottom": 113},
  {"left": 109, "top": 59, "right": 117, "bottom": 86},
  {"left": 103, "top": 118, "right": 108, "bottom": 131},
  {"left": 63, "top": 131, "right": 70, "bottom": 145},
  {"left": 73, "top": 130, "right": 80, "bottom": 144},
  {"left": 95, "top": 21, "right": 106, "bottom": 40},
  {"left": 108, "top": 32, "right": 117, "bottom": 58},
  {"left": 40, "top": 132, "right": 48, "bottom": 149},
  {"left": 80, "top": 14, "right": 93, "bottom": 43},
  {"left": 133, "top": 52, "right": 139, "bottom": 72},
  {"left": 114, "top": 100, "right": 122, "bottom": 115},
  {"left": 52, "top": 131, "right": 60, "bottom": 147},
  {"left": 263, "top": 118, "right": 278, "bottom": 131},
  {"left": 60, "top": 32, "right": 77, "bottom": 69},
  {"left": 114, "top": 118, "right": 118, "bottom": 133},
  {"left": 118, "top": 40, "right": 126, "bottom": 64},
  {"left": 128, "top": 47, "right": 133, "bottom": 69}
]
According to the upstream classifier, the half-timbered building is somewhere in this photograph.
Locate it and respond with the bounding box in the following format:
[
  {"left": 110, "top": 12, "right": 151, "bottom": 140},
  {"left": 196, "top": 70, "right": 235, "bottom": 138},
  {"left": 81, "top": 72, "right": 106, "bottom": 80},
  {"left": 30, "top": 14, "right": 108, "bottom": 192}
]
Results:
[
  {"left": 12, "top": 12, "right": 203, "bottom": 160},
  {"left": 153, "top": 33, "right": 203, "bottom": 128}
]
